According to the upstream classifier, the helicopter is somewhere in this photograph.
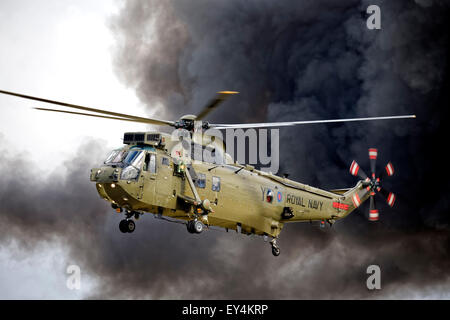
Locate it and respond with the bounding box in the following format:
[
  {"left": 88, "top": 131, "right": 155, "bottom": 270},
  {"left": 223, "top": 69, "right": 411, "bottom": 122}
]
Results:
[{"left": 0, "top": 89, "right": 415, "bottom": 256}]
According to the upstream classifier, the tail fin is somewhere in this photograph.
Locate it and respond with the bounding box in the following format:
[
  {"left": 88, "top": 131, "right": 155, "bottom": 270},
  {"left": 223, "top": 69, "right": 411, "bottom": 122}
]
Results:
[
  {"left": 337, "top": 181, "right": 370, "bottom": 218},
  {"left": 344, "top": 181, "right": 369, "bottom": 205}
]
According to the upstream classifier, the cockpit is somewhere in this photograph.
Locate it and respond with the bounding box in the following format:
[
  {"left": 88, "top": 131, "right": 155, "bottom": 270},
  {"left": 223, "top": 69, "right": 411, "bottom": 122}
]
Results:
[{"left": 103, "top": 146, "right": 156, "bottom": 181}]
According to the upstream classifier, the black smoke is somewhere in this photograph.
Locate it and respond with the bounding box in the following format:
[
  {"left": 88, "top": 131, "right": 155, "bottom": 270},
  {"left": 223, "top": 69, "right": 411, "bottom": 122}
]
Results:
[{"left": 1, "top": 0, "right": 450, "bottom": 298}]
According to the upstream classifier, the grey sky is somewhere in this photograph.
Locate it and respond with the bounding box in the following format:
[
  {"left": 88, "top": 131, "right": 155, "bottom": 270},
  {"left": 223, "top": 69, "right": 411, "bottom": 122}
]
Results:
[
  {"left": 0, "top": 0, "right": 152, "bottom": 172},
  {"left": 0, "top": 0, "right": 145, "bottom": 298}
]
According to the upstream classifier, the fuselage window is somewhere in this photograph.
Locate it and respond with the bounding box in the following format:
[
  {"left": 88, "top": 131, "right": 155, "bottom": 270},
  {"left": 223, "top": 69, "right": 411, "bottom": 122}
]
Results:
[
  {"left": 161, "top": 157, "right": 170, "bottom": 166},
  {"left": 144, "top": 153, "right": 157, "bottom": 173},
  {"left": 149, "top": 154, "right": 156, "bottom": 173},
  {"left": 196, "top": 173, "right": 206, "bottom": 188},
  {"left": 212, "top": 176, "right": 221, "bottom": 192}
]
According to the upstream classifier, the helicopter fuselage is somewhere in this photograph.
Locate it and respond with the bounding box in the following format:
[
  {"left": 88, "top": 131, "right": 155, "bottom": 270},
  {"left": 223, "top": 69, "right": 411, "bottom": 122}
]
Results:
[{"left": 90, "top": 132, "right": 367, "bottom": 238}]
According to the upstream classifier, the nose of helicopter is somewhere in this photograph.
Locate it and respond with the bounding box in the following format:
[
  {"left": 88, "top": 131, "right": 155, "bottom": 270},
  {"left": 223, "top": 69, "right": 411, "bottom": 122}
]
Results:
[
  {"left": 90, "top": 166, "right": 120, "bottom": 183},
  {"left": 90, "top": 166, "right": 127, "bottom": 206},
  {"left": 90, "top": 166, "right": 141, "bottom": 210}
]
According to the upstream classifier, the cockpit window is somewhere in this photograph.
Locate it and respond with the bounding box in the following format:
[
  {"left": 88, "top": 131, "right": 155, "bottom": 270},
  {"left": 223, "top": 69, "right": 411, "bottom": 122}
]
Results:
[
  {"left": 104, "top": 149, "right": 128, "bottom": 164},
  {"left": 123, "top": 150, "right": 144, "bottom": 167},
  {"left": 104, "top": 149, "right": 127, "bottom": 164},
  {"left": 104, "top": 150, "right": 118, "bottom": 163},
  {"left": 120, "top": 150, "right": 145, "bottom": 181}
]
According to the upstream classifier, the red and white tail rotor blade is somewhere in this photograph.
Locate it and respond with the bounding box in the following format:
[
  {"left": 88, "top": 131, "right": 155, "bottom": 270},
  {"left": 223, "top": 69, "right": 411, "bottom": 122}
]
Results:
[
  {"left": 351, "top": 188, "right": 369, "bottom": 209},
  {"left": 385, "top": 162, "right": 394, "bottom": 177},
  {"left": 386, "top": 192, "right": 396, "bottom": 208},
  {"left": 369, "top": 194, "right": 379, "bottom": 221},
  {"left": 369, "top": 148, "right": 378, "bottom": 179},
  {"left": 380, "top": 188, "right": 396, "bottom": 208},
  {"left": 350, "top": 160, "right": 368, "bottom": 180},
  {"left": 379, "top": 161, "right": 394, "bottom": 181}
]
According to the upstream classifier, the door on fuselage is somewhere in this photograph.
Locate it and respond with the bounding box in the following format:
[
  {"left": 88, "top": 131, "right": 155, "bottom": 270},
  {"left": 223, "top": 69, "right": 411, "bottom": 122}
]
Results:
[
  {"left": 154, "top": 155, "right": 175, "bottom": 209},
  {"left": 140, "top": 151, "right": 156, "bottom": 205}
]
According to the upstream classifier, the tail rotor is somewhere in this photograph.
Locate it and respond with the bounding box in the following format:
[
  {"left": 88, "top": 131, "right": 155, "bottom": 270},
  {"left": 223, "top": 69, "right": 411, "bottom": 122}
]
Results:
[{"left": 349, "top": 148, "right": 396, "bottom": 221}]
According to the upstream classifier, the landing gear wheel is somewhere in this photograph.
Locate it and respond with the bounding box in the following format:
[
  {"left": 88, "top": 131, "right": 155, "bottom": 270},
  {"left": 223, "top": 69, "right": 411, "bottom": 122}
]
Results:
[
  {"left": 125, "top": 219, "right": 135, "bottom": 233},
  {"left": 119, "top": 219, "right": 135, "bottom": 233},
  {"left": 270, "top": 239, "right": 281, "bottom": 257},
  {"left": 186, "top": 220, "right": 195, "bottom": 234},
  {"left": 119, "top": 219, "right": 128, "bottom": 233},
  {"left": 271, "top": 246, "right": 281, "bottom": 257},
  {"left": 193, "top": 220, "right": 204, "bottom": 234}
]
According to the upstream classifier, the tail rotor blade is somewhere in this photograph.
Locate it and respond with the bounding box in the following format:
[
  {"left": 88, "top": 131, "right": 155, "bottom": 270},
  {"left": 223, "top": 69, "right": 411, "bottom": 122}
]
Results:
[
  {"left": 386, "top": 192, "right": 396, "bottom": 208},
  {"left": 350, "top": 160, "right": 368, "bottom": 180},
  {"left": 385, "top": 162, "right": 395, "bottom": 177},
  {"left": 380, "top": 188, "right": 396, "bottom": 207},
  {"left": 351, "top": 188, "right": 369, "bottom": 209},
  {"left": 369, "top": 194, "right": 379, "bottom": 221},
  {"left": 378, "top": 161, "right": 394, "bottom": 182},
  {"left": 369, "top": 148, "right": 378, "bottom": 179}
]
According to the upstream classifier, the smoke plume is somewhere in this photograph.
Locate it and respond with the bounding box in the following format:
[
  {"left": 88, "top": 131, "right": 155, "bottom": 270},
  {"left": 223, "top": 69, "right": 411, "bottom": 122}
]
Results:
[{"left": 1, "top": 0, "right": 449, "bottom": 298}]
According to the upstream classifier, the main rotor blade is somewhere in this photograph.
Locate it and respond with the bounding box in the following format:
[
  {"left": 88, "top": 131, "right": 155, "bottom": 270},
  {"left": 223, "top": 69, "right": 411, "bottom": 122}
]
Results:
[
  {"left": 195, "top": 91, "right": 239, "bottom": 120},
  {"left": 0, "top": 89, "right": 174, "bottom": 126},
  {"left": 34, "top": 107, "right": 151, "bottom": 124},
  {"left": 210, "top": 115, "right": 416, "bottom": 129}
]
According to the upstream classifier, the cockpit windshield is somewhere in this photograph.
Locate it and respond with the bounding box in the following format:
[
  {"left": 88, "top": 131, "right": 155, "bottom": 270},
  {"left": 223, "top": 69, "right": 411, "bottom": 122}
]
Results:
[
  {"left": 123, "top": 150, "right": 145, "bottom": 167},
  {"left": 103, "top": 147, "right": 148, "bottom": 181},
  {"left": 104, "top": 148, "right": 128, "bottom": 165}
]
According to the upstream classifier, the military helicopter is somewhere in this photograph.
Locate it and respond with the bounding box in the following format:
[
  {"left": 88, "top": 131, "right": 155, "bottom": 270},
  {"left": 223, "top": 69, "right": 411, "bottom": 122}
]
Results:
[{"left": 0, "top": 89, "right": 415, "bottom": 256}]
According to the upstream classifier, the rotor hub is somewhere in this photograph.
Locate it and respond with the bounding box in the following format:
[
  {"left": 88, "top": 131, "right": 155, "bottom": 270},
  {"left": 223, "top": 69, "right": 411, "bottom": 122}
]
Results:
[{"left": 368, "top": 177, "right": 381, "bottom": 193}]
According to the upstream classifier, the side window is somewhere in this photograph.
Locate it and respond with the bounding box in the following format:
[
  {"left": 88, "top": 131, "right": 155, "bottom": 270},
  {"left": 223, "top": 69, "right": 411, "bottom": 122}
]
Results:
[
  {"left": 161, "top": 157, "right": 170, "bottom": 166},
  {"left": 196, "top": 173, "right": 206, "bottom": 188},
  {"left": 149, "top": 154, "right": 156, "bottom": 173},
  {"left": 212, "top": 176, "right": 221, "bottom": 192},
  {"left": 144, "top": 153, "right": 157, "bottom": 173}
]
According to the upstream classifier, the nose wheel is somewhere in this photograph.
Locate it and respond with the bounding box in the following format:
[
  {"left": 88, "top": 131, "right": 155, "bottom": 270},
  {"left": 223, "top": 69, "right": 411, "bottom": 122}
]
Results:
[{"left": 119, "top": 219, "right": 135, "bottom": 233}]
